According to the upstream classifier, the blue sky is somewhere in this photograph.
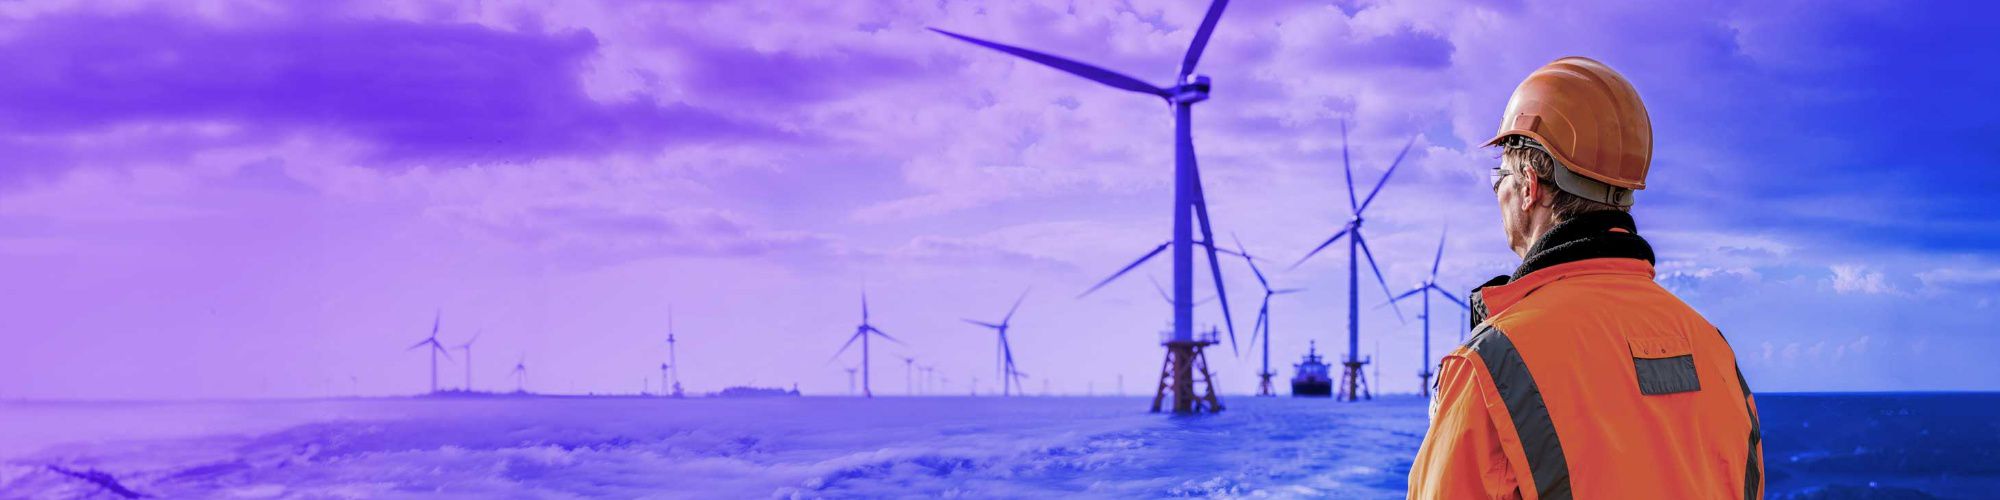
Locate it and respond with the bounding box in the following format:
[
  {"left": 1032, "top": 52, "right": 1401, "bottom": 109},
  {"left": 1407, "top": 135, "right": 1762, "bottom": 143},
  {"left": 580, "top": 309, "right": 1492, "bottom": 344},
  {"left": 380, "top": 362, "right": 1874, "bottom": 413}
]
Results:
[{"left": 0, "top": 0, "right": 1994, "bottom": 399}]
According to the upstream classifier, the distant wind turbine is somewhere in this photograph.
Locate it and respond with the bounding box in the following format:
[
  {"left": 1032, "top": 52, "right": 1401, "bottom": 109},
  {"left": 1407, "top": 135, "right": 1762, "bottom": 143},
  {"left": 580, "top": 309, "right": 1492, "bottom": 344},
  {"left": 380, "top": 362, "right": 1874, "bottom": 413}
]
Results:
[
  {"left": 406, "top": 310, "right": 452, "bottom": 394},
  {"left": 1291, "top": 121, "right": 1417, "bottom": 402},
  {"left": 664, "top": 306, "right": 683, "bottom": 397},
  {"left": 963, "top": 290, "right": 1030, "bottom": 396},
  {"left": 455, "top": 330, "right": 481, "bottom": 392},
  {"left": 830, "top": 291, "right": 903, "bottom": 398},
  {"left": 511, "top": 355, "right": 528, "bottom": 393},
  {"left": 1233, "top": 233, "right": 1304, "bottom": 397},
  {"left": 899, "top": 355, "right": 918, "bottom": 396},
  {"left": 1388, "top": 228, "right": 1472, "bottom": 397}
]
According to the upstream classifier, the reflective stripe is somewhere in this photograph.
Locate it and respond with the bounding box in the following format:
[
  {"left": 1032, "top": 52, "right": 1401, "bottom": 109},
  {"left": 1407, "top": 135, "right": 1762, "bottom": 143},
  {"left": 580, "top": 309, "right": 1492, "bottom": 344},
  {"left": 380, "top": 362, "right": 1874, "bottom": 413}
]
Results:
[
  {"left": 1632, "top": 354, "right": 1701, "bottom": 395},
  {"left": 1720, "top": 329, "right": 1763, "bottom": 500},
  {"left": 1736, "top": 364, "right": 1761, "bottom": 499},
  {"left": 1468, "top": 325, "right": 1572, "bottom": 499}
]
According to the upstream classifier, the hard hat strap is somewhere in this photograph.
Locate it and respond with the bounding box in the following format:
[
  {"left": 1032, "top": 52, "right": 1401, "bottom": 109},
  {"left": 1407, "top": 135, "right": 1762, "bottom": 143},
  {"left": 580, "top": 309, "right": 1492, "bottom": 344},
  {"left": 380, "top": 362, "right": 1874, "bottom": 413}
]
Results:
[
  {"left": 1506, "top": 136, "right": 1635, "bottom": 208},
  {"left": 1547, "top": 160, "right": 1635, "bottom": 207}
]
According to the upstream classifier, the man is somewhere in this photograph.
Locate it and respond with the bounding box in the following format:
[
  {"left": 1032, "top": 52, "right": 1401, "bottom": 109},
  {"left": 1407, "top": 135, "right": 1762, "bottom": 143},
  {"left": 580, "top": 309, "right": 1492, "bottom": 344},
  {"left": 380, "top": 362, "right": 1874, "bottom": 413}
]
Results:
[{"left": 1407, "top": 57, "right": 1764, "bottom": 499}]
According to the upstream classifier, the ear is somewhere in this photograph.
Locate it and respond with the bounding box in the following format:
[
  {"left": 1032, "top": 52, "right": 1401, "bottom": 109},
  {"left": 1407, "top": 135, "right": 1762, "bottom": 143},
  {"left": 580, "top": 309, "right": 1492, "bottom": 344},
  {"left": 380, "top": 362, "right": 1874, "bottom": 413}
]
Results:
[{"left": 1518, "top": 173, "right": 1542, "bottom": 212}]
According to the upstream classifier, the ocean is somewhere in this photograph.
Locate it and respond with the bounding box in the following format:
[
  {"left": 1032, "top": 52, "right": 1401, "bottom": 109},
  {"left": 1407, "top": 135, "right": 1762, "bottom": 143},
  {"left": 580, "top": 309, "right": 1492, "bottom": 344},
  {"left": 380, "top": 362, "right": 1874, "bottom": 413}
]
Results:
[{"left": 0, "top": 393, "right": 1992, "bottom": 498}]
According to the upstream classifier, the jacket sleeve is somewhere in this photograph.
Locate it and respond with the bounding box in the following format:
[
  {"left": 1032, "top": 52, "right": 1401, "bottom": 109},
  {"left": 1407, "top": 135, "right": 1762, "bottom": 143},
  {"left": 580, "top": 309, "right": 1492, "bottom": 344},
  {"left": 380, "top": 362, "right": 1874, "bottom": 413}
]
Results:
[{"left": 1409, "top": 351, "right": 1521, "bottom": 500}]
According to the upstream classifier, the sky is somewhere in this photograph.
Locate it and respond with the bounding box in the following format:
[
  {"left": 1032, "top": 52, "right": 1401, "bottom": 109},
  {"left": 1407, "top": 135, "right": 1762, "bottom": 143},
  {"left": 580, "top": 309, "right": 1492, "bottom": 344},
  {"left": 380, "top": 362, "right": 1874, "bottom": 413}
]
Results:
[{"left": 1, "top": 0, "right": 1995, "bottom": 400}]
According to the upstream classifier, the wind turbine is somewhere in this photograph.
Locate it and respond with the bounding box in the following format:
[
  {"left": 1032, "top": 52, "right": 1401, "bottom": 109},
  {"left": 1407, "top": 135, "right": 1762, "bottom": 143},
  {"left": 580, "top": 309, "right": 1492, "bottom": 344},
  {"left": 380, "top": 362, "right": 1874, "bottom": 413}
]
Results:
[
  {"left": 831, "top": 292, "right": 902, "bottom": 398},
  {"left": 664, "top": 307, "right": 683, "bottom": 397},
  {"left": 963, "top": 290, "right": 1029, "bottom": 397},
  {"left": 933, "top": 0, "right": 1237, "bottom": 414},
  {"left": 406, "top": 310, "right": 452, "bottom": 394},
  {"left": 1291, "top": 121, "right": 1417, "bottom": 402},
  {"left": 1233, "top": 234, "right": 1304, "bottom": 397},
  {"left": 1388, "top": 228, "right": 1471, "bottom": 397},
  {"left": 455, "top": 330, "right": 481, "bottom": 393},
  {"left": 899, "top": 355, "right": 918, "bottom": 396},
  {"left": 845, "top": 367, "right": 859, "bottom": 396},
  {"left": 511, "top": 355, "right": 528, "bottom": 394}
]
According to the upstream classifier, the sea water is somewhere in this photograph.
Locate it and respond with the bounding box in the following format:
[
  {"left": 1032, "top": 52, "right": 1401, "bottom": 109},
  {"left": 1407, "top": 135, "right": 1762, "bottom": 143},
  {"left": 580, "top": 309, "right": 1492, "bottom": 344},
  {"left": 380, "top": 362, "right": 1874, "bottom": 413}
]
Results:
[{"left": 0, "top": 393, "right": 1992, "bottom": 498}]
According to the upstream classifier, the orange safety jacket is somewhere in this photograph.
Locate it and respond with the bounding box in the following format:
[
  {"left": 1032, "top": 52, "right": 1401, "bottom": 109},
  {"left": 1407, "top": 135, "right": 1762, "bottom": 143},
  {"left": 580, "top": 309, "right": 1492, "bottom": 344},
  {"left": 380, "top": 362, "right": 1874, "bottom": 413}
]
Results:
[{"left": 1408, "top": 211, "right": 1763, "bottom": 499}]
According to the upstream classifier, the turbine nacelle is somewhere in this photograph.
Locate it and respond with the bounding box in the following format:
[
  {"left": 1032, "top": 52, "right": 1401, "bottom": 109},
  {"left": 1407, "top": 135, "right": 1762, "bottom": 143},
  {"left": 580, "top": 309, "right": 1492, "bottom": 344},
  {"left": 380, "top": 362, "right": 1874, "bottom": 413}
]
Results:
[{"left": 1170, "top": 74, "right": 1212, "bottom": 104}]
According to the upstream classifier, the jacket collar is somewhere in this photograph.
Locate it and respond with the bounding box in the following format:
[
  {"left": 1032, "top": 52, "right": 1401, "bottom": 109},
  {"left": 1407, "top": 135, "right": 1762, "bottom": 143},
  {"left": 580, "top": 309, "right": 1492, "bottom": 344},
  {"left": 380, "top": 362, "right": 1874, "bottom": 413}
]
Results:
[{"left": 1468, "top": 211, "right": 1656, "bottom": 327}]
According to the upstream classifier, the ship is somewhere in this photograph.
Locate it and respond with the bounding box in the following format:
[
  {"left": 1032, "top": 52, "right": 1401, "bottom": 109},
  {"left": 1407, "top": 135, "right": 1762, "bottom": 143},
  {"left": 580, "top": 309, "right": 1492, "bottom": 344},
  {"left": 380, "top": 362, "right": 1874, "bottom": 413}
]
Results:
[{"left": 1291, "top": 340, "right": 1333, "bottom": 397}]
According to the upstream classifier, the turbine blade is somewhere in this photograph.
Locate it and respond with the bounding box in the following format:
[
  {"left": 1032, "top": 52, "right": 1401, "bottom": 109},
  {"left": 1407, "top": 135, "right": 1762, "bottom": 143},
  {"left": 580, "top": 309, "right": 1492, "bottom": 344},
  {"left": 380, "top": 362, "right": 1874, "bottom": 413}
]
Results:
[
  {"left": 861, "top": 291, "right": 870, "bottom": 323},
  {"left": 1149, "top": 275, "right": 1173, "bottom": 305},
  {"left": 1003, "top": 289, "right": 1028, "bottom": 325},
  {"left": 1195, "top": 240, "right": 1249, "bottom": 259},
  {"left": 929, "top": 28, "right": 1168, "bottom": 98},
  {"left": 1355, "top": 232, "right": 1405, "bottom": 322},
  {"left": 869, "top": 325, "right": 904, "bottom": 345},
  {"left": 963, "top": 319, "right": 1003, "bottom": 330},
  {"left": 1431, "top": 226, "right": 1448, "bottom": 278},
  {"left": 1178, "top": 0, "right": 1230, "bottom": 78},
  {"left": 829, "top": 331, "right": 864, "bottom": 363},
  {"left": 1189, "top": 172, "right": 1237, "bottom": 355},
  {"left": 1232, "top": 232, "right": 1271, "bottom": 291},
  {"left": 1271, "top": 288, "right": 1306, "bottom": 295},
  {"left": 1342, "top": 120, "right": 1357, "bottom": 213},
  {"left": 406, "top": 339, "right": 429, "bottom": 351},
  {"left": 1247, "top": 304, "right": 1269, "bottom": 356},
  {"left": 1430, "top": 284, "right": 1471, "bottom": 310},
  {"left": 1357, "top": 135, "right": 1417, "bottom": 214},
  {"left": 434, "top": 343, "right": 454, "bottom": 361},
  {"left": 1289, "top": 225, "right": 1351, "bottom": 270},
  {"left": 1389, "top": 287, "right": 1425, "bottom": 304},
  {"left": 1080, "top": 242, "right": 1171, "bottom": 298}
]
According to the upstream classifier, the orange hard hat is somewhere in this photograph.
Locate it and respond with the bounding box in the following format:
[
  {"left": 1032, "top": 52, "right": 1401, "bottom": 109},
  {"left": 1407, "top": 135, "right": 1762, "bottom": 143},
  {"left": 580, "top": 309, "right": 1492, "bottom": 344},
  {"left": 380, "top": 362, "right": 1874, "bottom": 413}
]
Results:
[{"left": 1483, "top": 56, "right": 1652, "bottom": 207}]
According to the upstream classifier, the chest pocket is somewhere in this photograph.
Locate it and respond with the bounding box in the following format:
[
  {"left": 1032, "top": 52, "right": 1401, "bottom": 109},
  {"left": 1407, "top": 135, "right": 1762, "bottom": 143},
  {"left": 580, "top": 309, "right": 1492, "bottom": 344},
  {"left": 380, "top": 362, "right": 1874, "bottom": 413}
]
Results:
[{"left": 1628, "top": 336, "right": 1701, "bottom": 395}]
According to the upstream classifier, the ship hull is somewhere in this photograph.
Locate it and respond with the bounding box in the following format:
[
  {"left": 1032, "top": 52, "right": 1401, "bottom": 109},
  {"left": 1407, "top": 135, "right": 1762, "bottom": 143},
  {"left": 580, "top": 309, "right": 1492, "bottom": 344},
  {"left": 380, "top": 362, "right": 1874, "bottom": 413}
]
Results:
[{"left": 1291, "top": 380, "right": 1332, "bottom": 397}]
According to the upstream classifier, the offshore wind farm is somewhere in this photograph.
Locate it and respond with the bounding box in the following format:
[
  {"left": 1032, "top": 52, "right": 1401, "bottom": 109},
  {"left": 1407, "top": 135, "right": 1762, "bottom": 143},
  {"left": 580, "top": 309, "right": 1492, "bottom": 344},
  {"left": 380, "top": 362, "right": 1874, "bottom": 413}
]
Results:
[{"left": 3, "top": 0, "right": 1996, "bottom": 498}]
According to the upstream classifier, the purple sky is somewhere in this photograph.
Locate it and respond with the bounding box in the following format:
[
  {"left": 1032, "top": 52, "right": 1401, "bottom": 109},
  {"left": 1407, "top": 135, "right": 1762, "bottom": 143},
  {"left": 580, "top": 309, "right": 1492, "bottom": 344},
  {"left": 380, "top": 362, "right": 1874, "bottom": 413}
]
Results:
[{"left": 3, "top": 0, "right": 1996, "bottom": 400}]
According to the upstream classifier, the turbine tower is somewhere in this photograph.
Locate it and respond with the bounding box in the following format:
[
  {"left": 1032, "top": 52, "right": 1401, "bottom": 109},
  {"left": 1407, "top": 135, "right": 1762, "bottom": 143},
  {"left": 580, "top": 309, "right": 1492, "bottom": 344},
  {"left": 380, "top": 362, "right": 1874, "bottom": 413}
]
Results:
[
  {"left": 1389, "top": 228, "right": 1471, "bottom": 397},
  {"left": 406, "top": 310, "right": 452, "bottom": 395},
  {"left": 831, "top": 291, "right": 902, "bottom": 398},
  {"left": 963, "top": 290, "right": 1029, "bottom": 397},
  {"left": 1291, "top": 122, "right": 1416, "bottom": 402},
  {"left": 455, "top": 330, "right": 481, "bottom": 393},
  {"left": 1233, "top": 234, "right": 1303, "bottom": 397},
  {"left": 933, "top": 0, "right": 1237, "bottom": 414}
]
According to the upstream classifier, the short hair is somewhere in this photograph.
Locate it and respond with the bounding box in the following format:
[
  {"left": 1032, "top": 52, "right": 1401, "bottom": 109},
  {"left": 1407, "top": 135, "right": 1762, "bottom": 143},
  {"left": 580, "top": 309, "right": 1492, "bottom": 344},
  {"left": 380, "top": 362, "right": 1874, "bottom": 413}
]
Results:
[{"left": 1499, "top": 138, "right": 1629, "bottom": 219}]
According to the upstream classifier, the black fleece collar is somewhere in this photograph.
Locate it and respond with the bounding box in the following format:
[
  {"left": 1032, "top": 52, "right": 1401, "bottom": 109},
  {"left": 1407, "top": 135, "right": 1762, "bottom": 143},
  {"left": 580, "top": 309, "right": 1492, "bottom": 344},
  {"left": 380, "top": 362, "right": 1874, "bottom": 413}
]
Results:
[
  {"left": 1466, "top": 211, "right": 1655, "bottom": 329},
  {"left": 1510, "top": 210, "right": 1655, "bottom": 281}
]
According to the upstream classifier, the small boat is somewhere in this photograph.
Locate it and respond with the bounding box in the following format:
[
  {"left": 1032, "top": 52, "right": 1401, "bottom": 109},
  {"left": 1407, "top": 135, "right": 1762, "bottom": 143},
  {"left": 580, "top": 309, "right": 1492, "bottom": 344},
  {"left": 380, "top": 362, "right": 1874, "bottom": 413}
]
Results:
[{"left": 1291, "top": 340, "right": 1333, "bottom": 397}]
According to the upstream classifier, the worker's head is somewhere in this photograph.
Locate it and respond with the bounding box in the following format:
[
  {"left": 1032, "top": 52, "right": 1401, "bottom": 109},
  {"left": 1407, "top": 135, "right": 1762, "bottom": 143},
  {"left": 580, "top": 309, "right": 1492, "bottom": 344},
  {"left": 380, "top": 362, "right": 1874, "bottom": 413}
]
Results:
[
  {"left": 1491, "top": 137, "right": 1626, "bottom": 256},
  {"left": 1483, "top": 57, "right": 1652, "bottom": 257}
]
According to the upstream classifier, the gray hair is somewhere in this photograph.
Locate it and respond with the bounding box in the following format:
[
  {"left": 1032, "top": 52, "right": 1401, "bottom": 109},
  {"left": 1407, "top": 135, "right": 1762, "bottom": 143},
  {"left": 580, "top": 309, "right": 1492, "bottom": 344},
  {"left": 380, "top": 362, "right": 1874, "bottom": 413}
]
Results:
[{"left": 1498, "top": 136, "right": 1630, "bottom": 219}]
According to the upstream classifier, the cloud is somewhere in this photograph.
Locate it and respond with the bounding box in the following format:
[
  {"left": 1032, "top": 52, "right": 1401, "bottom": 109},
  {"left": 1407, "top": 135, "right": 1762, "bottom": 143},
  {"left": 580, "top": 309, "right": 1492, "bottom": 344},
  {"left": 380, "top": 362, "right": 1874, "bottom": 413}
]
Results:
[
  {"left": 1828, "top": 264, "right": 1898, "bottom": 296},
  {"left": 0, "top": 5, "right": 786, "bottom": 180},
  {"left": 1916, "top": 267, "right": 2000, "bottom": 289}
]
